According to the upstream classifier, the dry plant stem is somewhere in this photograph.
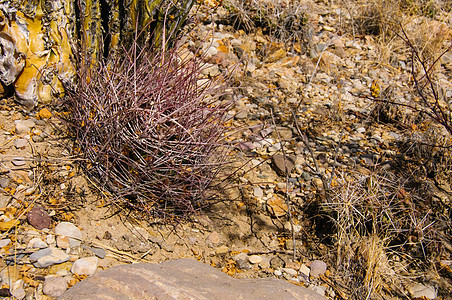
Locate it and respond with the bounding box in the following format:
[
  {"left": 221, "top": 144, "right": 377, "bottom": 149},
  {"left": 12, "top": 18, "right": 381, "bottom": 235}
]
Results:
[
  {"left": 292, "top": 110, "right": 332, "bottom": 201},
  {"left": 392, "top": 25, "right": 452, "bottom": 136},
  {"left": 270, "top": 110, "right": 296, "bottom": 261}
]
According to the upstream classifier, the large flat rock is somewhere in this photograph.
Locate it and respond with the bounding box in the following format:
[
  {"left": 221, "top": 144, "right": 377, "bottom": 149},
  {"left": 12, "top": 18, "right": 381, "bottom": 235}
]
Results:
[{"left": 59, "top": 258, "right": 326, "bottom": 300}]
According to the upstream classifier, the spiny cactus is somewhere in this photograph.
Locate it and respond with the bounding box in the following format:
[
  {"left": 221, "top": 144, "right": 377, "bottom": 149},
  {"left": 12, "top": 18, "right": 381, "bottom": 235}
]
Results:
[{"left": 63, "top": 40, "right": 232, "bottom": 219}]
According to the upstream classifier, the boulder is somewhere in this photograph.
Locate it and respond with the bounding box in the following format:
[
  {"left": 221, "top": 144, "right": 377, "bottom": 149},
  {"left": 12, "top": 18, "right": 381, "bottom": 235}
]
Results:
[{"left": 60, "top": 258, "right": 326, "bottom": 300}]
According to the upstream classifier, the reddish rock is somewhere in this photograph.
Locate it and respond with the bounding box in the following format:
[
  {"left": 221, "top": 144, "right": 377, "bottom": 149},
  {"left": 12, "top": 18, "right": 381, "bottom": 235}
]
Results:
[
  {"left": 27, "top": 206, "right": 51, "bottom": 230},
  {"left": 60, "top": 258, "right": 326, "bottom": 300}
]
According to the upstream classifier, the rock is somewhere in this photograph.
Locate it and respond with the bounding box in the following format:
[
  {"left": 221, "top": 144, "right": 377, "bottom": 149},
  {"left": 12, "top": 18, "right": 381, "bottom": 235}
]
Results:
[
  {"left": 14, "top": 138, "right": 28, "bottom": 149},
  {"left": 274, "top": 269, "right": 282, "bottom": 276},
  {"left": 270, "top": 256, "right": 285, "bottom": 269},
  {"left": 0, "top": 177, "right": 9, "bottom": 188},
  {"left": 253, "top": 186, "right": 264, "bottom": 198},
  {"left": 14, "top": 119, "right": 35, "bottom": 135},
  {"left": 232, "top": 252, "right": 251, "bottom": 270},
  {"left": 282, "top": 268, "right": 298, "bottom": 276},
  {"left": 60, "top": 259, "right": 326, "bottom": 300},
  {"left": 309, "top": 260, "right": 327, "bottom": 278},
  {"left": 265, "top": 48, "right": 286, "bottom": 63},
  {"left": 27, "top": 237, "right": 48, "bottom": 249},
  {"left": 299, "top": 264, "right": 310, "bottom": 277},
  {"left": 248, "top": 255, "right": 262, "bottom": 264},
  {"left": 29, "top": 247, "right": 71, "bottom": 268},
  {"left": 267, "top": 195, "right": 288, "bottom": 217},
  {"left": 56, "top": 235, "right": 71, "bottom": 249},
  {"left": 272, "top": 155, "right": 296, "bottom": 176},
  {"left": 71, "top": 257, "right": 99, "bottom": 276},
  {"left": 11, "top": 279, "right": 25, "bottom": 300},
  {"left": 11, "top": 157, "right": 26, "bottom": 166},
  {"left": 0, "top": 238, "right": 11, "bottom": 248},
  {"left": 215, "top": 245, "right": 229, "bottom": 255},
  {"left": 38, "top": 108, "right": 52, "bottom": 119},
  {"left": 208, "top": 231, "right": 220, "bottom": 244},
  {"left": 27, "top": 205, "right": 51, "bottom": 230},
  {"left": 54, "top": 222, "right": 82, "bottom": 248},
  {"left": 87, "top": 246, "right": 106, "bottom": 259},
  {"left": 407, "top": 283, "right": 437, "bottom": 299},
  {"left": 43, "top": 276, "right": 68, "bottom": 297},
  {"left": 32, "top": 135, "right": 44, "bottom": 142}
]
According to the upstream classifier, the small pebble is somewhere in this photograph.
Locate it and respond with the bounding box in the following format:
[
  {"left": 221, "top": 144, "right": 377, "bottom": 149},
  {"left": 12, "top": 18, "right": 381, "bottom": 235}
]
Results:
[
  {"left": 71, "top": 257, "right": 99, "bottom": 276},
  {"left": 0, "top": 177, "right": 9, "bottom": 188},
  {"left": 15, "top": 119, "right": 35, "bottom": 135},
  {"left": 282, "top": 267, "right": 298, "bottom": 276},
  {"left": 29, "top": 247, "right": 70, "bottom": 268},
  {"left": 54, "top": 222, "right": 82, "bottom": 248},
  {"left": 11, "top": 279, "right": 25, "bottom": 300},
  {"left": 274, "top": 270, "right": 282, "bottom": 276},
  {"left": 0, "top": 238, "right": 11, "bottom": 248},
  {"left": 14, "top": 139, "right": 28, "bottom": 149},
  {"left": 215, "top": 245, "right": 229, "bottom": 255},
  {"left": 253, "top": 187, "right": 264, "bottom": 198},
  {"left": 299, "top": 264, "right": 310, "bottom": 277},
  {"left": 43, "top": 276, "right": 68, "bottom": 297},
  {"left": 27, "top": 206, "right": 51, "bottom": 230},
  {"left": 248, "top": 255, "right": 262, "bottom": 264},
  {"left": 407, "top": 283, "right": 437, "bottom": 299},
  {"left": 309, "top": 260, "right": 327, "bottom": 278},
  {"left": 27, "top": 238, "right": 48, "bottom": 249},
  {"left": 207, "top": 231, "right": 220, "bottom": 244},
  {"left": 38, "top": 108, "right": 52, "bottom": 119},
  {"left": 11, "top": 157, "right": 26, "bottom": 166}
]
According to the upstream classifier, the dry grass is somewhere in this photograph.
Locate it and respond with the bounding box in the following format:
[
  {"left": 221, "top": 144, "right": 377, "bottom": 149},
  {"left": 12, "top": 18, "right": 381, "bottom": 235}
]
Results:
[
  {"left": 321, "top": 168, "right": 449, "bottom": 298},
  {"left": 222, "top": 0, "right": 311, "bottom": 47}
]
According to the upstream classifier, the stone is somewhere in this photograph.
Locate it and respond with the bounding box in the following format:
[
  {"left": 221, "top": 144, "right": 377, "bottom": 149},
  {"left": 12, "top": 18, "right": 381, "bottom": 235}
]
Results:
[
  {"left": 267, "top": 195, "right": 288, "bottom": 217},
  {"left": 54, "top": 222, "right": 82, "bottom": 248},
  {"left": 282, "top": 268, "right": 298, "bottom": 276},
  {"left": 0, "top": 177, "right": 9, "bottom": 188},
  {"left": 71, "top": 257, "right": 99, "bottom": 276},
  {"left": 270, "top": 256, "right": 285, "bottom": 269},
  {"left": 11, "top": 157, "right": 26, "bottom": 166},
  {"left": 208, "top": 231, "right": 220, "bottom": 244},
  {"left": 233, "top": 252, "right": 251, "bottom": 270},
  {"left": 56, "top": 235, "right": 71, "bottom": 249},
  {"left": 14, "top": 119, "right": 35, "bottom": 135},
  {"left": 43, "top": 276, "right": 68, "bottom": 297},
  {"left": 407, "top": 283, "right": 437, "bottom": 299},
  {"left": 27, "top": 205, "right": 51, "bottom": 230},
  {"left": 309, "top": 260, "right": 327, "bottom": 278},
  {"left": 0, "top": 238, "right": 11, "bottom": 248},
  {"left": 215, "top": 245, "right": 229, "bottom": 255},
  {"left": 299, "top": 264, "right": 310, "bottom": 277},
  {"left": 14, "top": 138, "right": 28, "bottom": 149},
  {"left": 38, "top": 108, "right": 52, "bottom": 119},
  {"left": 60, "top": 259, "right": 326, "bottom": 300},
  {"left": 11, "top": 279, "right": 25, "bottom": 300},
  {"left": 272, "top": 155, "right": 296, "bottom": 176},
  {"left": 87, "top": 246, "right": 106, "bottom": 259},
  {"left": 29, "top": 247, "right": 70, "bottom": 268},
  {"left": 253, "top": 186, "right": 264, "bottom": 198},
  {"left": 27, "top": 237, "right": 48, "bottom": 249},
  {"left": 248, "top": 255, "right": 262, "bottom": 264}
]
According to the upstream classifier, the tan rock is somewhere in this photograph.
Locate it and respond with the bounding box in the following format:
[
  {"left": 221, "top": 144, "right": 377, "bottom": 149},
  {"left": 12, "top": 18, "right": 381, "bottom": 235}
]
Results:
[
  {"left": 267, "top": 195, "right": 288, "bottom": 217},
  {"left": 61, "top": 259, "right": 326, "bottom": 300}
]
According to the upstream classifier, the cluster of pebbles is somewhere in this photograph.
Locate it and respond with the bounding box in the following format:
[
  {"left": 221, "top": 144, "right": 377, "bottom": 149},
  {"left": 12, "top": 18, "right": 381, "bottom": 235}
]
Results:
[{"left": 1, "top": 204, "right": 102, "bottom": 298}]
